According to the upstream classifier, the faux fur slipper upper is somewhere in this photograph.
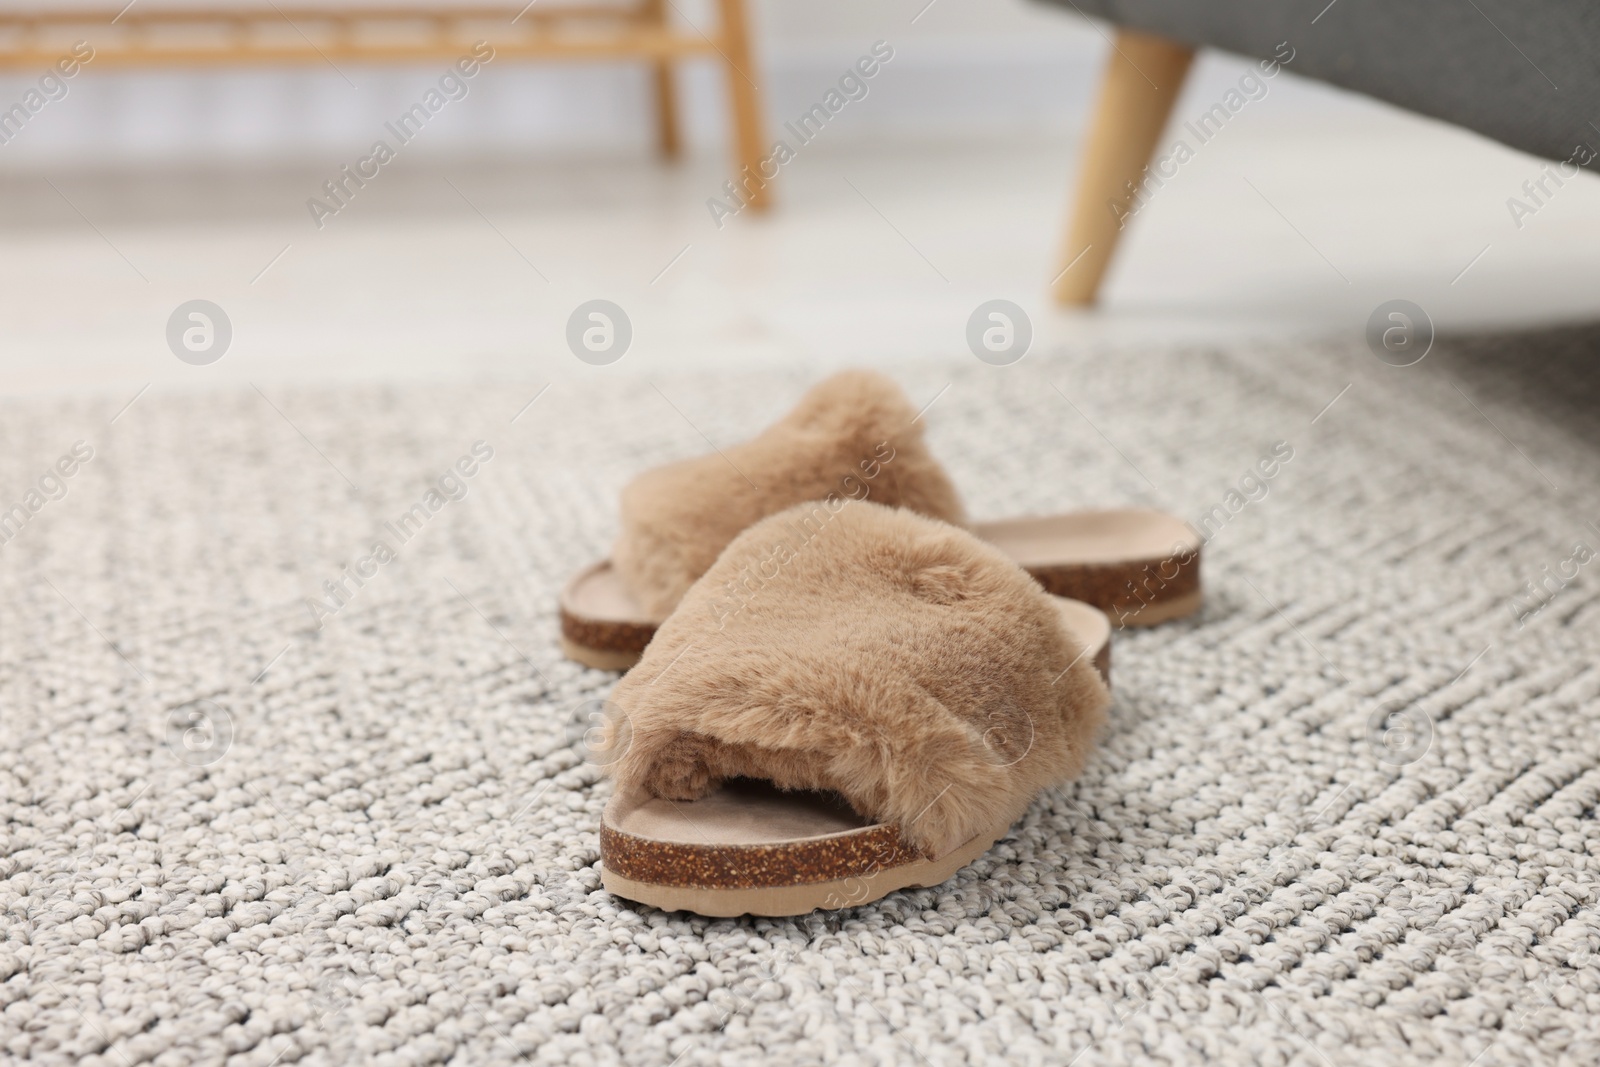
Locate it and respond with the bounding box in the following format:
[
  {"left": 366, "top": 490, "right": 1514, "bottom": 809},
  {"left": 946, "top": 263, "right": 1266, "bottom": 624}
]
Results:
[
  {"left": 561, "top": 371, "right": 1201, "bottom": 671},
  {"left": 596, "top": 500, "right": 1112, "bottom": 917}
]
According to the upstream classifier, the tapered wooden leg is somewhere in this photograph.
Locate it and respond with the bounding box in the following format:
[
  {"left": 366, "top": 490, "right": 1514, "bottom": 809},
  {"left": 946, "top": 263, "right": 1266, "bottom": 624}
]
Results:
[
  {"left": 643, "top": 0, "right": 680, "bottom": 159},
  {"left": 1052, "top": 30, "right": 1195, "bottom": 305},
  {"left": 715, "top": 0, "right": 770, "bottom": 211}
]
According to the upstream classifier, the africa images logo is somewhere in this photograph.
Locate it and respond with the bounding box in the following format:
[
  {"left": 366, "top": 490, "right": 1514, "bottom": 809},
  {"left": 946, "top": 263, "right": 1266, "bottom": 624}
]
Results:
[{"left": 305, "top": 42, "right": 495, "bottom": 229}]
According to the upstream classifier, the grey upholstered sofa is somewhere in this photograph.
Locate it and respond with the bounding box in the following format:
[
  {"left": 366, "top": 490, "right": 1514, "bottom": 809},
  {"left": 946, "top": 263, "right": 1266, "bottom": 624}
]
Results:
[{"left": 1033, "top": 0, "right": 1600, "bottom": 302}]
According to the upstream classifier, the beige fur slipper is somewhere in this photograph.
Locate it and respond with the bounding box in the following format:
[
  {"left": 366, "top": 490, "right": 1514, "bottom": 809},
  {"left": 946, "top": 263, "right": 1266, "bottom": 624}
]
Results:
[
  {"left": 562, "top": 371, "right": 1198, "bottom": 670},
  {"left": 594, "top": 500, "right": 1112, "bottom": 918}
]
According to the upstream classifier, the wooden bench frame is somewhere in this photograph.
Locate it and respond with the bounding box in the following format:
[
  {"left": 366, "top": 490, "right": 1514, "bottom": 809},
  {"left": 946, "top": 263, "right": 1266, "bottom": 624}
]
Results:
[{"left": 0, "top": 2, "right": 769, "bottom": 209}]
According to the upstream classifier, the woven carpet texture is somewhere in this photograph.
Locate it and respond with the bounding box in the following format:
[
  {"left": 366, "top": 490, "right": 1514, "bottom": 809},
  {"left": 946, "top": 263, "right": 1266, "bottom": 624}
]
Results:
[{"left": 2, "top": 328, "right": 1599, "bottom": 1065}]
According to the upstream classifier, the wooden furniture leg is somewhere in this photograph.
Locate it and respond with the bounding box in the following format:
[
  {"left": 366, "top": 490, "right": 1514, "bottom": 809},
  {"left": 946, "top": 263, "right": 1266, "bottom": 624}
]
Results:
[
  {"left": 715, "top": 0, "right": 769, "bottom": 211},
  {"left": 643, "top": 0, "right": 680, "bottom": 159},
  {"left": 1052, "top": 29, "right": 1195, "bottom": 306}
]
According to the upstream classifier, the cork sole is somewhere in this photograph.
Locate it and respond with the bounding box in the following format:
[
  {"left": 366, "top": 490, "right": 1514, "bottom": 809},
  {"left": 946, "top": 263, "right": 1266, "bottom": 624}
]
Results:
[
  {"left": 562, "top": 508, "right": 1199, "bottom": 670},
  {"left": 1053, "top": 598, "right": 1112, "bottom": 688},
  {"left": 601, "top": 813, "right": 1013, "bottom": 918},
  {"left": 559, "top": 636, "right": 645, "bottom": 673},
  {"left": 596, "top": 600, "right": 1112, "bottom": 917},
  {"left": 974, "top": 510, "right": 1202, "bottom": 627}
]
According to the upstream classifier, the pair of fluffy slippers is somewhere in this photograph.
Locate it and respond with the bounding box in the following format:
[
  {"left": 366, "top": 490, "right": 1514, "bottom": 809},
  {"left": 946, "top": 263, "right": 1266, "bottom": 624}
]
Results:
[{"left": 571, "top": 371, "right": 1200, "bottom": 916}]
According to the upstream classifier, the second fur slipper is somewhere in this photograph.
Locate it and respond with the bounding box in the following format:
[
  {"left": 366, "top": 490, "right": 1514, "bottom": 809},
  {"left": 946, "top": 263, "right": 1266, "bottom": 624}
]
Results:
[{"left": 562, "top": 370, "right": 1199, "bottom": 670}]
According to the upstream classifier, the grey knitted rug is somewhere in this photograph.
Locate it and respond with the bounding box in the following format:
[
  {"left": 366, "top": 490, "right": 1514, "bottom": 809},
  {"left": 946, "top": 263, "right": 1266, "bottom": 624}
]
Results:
[{"left": 3, "top": 329, "right": 1600, "bottom": 1066}]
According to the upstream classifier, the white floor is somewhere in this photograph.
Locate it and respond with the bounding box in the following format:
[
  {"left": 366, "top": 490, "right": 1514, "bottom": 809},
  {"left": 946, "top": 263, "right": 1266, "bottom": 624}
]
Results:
[{"left": 4, "top": 101, "right": 1600, "bottom": 399}]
